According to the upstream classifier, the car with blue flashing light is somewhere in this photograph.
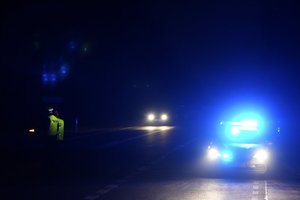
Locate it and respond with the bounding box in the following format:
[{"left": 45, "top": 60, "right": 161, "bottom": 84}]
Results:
[{"left": 205, "top": 114, "right": 278, "bottom": 174}]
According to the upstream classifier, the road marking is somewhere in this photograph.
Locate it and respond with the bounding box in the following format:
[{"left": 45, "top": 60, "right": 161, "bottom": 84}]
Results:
[
  {"left": 252, "top": 181, "right": 262, "bottom": 200},
  {"left": 83, "top": 136, "right": 200, "bottom": 200},
  {"left": 264, "top": 181, "right": 269, "bottom": 200},
  {"left": 83, "top": 162, "right": 153, "bottom": 199}
]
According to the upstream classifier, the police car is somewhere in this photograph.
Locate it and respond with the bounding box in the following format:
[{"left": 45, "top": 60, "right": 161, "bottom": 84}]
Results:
[{"left": 204, "top": 114, "right": 278, "bottom": 174}]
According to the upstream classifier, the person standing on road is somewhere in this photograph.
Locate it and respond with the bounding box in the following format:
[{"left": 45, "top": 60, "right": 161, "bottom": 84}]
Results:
[
  {"left": 44, "top": 107, "right": 65, "bottom": 174},
  {"left": 48, "top": 107, "right": 64, "bottom": 142}
]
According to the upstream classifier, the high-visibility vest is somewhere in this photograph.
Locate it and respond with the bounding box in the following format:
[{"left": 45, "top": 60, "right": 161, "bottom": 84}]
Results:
[{"left": 49, "top": 115, "right": 59, "bottom": 136}]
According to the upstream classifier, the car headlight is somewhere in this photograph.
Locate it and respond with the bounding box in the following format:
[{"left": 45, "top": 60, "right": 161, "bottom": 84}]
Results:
[
  {"left": 253, "top": 149, "right": 269, "bottom": 163},
  {"left": 207, "top": 147, "right": 220, "bottom": 160},
  {"left": 28, "top": 128, "right": 36, "bottom": 133},
  {"left": 161, "top": 114, "right": 168, "bottom": 121},
  {"left": 147, "top": 113, "right": 155, "bottom": 121}
]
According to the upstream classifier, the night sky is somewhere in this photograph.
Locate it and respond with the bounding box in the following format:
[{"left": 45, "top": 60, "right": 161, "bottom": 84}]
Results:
[{"left": 1, "top": 1, "right": 300, "bottom": 131}]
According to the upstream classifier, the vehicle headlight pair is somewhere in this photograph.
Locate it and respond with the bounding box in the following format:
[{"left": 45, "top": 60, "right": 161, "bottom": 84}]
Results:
[
  {"left": 147, "top": 113, "right": 168, "bottom": 121},
  {"left": 207, "top": 147, "right": 269, "bottom": 164}
]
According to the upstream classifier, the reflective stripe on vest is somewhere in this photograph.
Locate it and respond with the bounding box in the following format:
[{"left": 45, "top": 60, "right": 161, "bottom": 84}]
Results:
[{"left": 57, "top": 118, "right": 64, "bottom": 140}]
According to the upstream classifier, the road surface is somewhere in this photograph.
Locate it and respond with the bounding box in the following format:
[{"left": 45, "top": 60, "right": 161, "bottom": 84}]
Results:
[{"left": 2, "top": 126, "right": 300, "bottom": 200}]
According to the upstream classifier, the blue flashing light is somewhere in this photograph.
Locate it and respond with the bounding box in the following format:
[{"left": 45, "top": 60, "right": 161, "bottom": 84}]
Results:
[
  {"left": 239, "top": 126, "right": 258, "bottom": 131},
  {"left": 240, "top": 120, "right": 258, "bottom": 128},
  {"left": 230, "top": 127, "right": 240, "bottom": 135},
  {"left": 59, "top": 65, "right": 69, "bottom": 78},
  {"left": 42, "top": 73, "right": 48, "bottom": 82},
  {"left": 50, "top": 73, "right": 57, "bottom": 82},
  {"left": 229, "top": 120, "right": 258, "bottom": 131},
  {"left": 69, "top": 41, "right": 76, "bottom": 50},
  {"left": 60, "top": 65, "right": 68, "bottom": 74},
  {"left": 223, "top": 152, "right": 230, "bottom": 158},
  {"left": 60, "top": 67, "right": 67, "bottom": 74},
  {"left": 223, "top": 117, "right": 264, "bottom": 143},
  {"left": 232, "top": 112, "right": 264, "bottom": 131},
  {"left": 221, "top": 150, "right": 233, "bottom": 162}
]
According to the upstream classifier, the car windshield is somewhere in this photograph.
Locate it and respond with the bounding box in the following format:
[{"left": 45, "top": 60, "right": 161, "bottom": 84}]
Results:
[{"left": 1, "top": 1, "right": 299, "bottom": 200}]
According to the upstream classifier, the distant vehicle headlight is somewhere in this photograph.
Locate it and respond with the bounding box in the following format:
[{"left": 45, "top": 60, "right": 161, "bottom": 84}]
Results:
[
  {"left": 28, "top": 128, "right": 35, "bottom": 133},
  {"left": 147, "top": 113, "right": 155, "bottom": 121},
  {"left": 207, "top": 147, "right": 220, "bottom": 160},
  {"left": 253, "top": 149, "right": 269, "bottom": 163},
  {"left": 161, "top": 114, "right": 168, "bottom": 121}
]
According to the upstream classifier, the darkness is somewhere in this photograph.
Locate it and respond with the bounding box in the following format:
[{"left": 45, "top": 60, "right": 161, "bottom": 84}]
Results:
[{"left": 1, "top": 0, "right": 300, "bottom": 137}]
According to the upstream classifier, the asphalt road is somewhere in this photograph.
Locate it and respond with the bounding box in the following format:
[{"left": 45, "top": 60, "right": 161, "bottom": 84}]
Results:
[{"left": 2, "top": 126, "right": 300, "bottom": 200}]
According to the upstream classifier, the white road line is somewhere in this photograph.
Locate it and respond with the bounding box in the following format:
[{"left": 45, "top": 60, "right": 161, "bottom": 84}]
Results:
[
  {"left": 252, "top": 181, "right": 262, "bottom": 199},
  {"left": 264, "top": 181, "right": 269, "bottom": 200}
]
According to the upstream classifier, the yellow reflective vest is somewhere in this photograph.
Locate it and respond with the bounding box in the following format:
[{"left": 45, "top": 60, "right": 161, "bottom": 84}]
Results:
[
  {"left": 49, "top": 115, "right": 59, "bottom": 136},
  {"left": 48, "top": 115, "right": 64, "bottom": 140}
]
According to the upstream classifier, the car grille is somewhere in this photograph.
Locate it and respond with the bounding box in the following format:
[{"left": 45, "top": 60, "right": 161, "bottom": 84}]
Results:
[{"left": 230, "top": 148, "right": 255, "bottom": 162}]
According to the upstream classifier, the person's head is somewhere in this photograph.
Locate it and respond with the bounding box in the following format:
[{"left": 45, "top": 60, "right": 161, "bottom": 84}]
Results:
[{"left": 48, "top": 107, "right": 59, "bottom": 116}]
